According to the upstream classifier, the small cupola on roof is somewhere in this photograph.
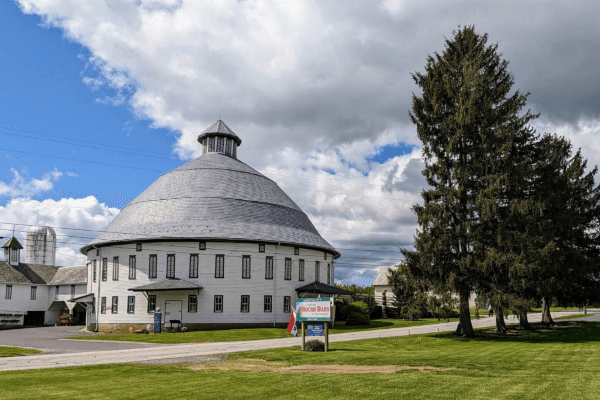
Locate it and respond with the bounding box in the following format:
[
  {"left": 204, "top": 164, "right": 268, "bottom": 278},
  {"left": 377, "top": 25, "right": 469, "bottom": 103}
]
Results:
[
  {"left": 197, "top": 120, "right": 242, "bottom": 159},
  {"left": 2, "top": 236, "right": 23, "bottom": 267}
]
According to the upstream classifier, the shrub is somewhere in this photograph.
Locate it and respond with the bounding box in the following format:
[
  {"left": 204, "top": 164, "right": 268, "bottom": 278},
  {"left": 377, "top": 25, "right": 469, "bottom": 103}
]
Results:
[
  {"left": 304, "top": 339, "right": 324, "bottom": 352},
  {"left": 181, "top": 327, "right": 188, "bottom": 332},
  {"left": 344, "top": 301, "right": 370, "bottom": 326},
  {"left": 141, "top": 329, "right": 149, "bottom": 334}
]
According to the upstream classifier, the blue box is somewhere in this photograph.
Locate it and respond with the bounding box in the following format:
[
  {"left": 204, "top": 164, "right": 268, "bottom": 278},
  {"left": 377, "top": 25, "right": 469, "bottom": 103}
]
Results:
[{"left": 307, "top": 324, "right": 324, "bottom": 336}]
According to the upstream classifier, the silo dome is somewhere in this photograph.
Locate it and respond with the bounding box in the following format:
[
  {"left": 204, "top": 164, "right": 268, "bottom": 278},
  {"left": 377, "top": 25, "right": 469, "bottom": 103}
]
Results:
[
  {"left": 81, "top": 120, "right": 338, "bottom": 257},
  {"left": 26, "top": 225, "right": 57, "bottom": 265}
]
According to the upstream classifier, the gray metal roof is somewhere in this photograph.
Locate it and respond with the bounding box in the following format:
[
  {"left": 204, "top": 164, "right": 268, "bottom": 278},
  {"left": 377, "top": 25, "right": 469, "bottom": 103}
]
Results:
[
  {"left": 49, "top": 267, "right": 87, "bottom": 285},
  {"left": 128, "top": 278, "right": 202, "bottom": 292},
  {"left": 197, "top": 120, "right": 242, "bottom": 146},
  {"left": 81, "top": 152, "right": 339, "bottom": 257}
]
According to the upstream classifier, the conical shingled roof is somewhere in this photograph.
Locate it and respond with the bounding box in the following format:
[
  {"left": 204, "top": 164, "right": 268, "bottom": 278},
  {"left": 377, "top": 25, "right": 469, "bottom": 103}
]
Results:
[
  {"left": 197, "top": 120, "right": 242, "bottom": 145},
  {"left": 81, "top": 152, "right": 339, "bottom": 257}
]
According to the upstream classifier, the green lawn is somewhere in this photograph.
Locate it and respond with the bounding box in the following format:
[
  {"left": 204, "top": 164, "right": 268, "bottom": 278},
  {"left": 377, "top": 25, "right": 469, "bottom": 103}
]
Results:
[
  {"left": 0, "top": 346, "right": 41, "bottom": 357},
  {"left": 69, "top": 318, "right": 460, "bottom": 343},
  {"left": 3, "top": 321, "right": 600, "bottom": 399}
]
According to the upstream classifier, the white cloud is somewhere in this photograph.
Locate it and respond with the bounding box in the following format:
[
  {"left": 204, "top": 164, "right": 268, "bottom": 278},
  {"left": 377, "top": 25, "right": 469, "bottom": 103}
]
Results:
[
  {"left": 0, "top": 168, "right": 63, "bottom": 198},
  {"left": 0, "top": 196, "right": 120, "bottom": 266},
  {"left": 15, "top": 0, "right": 600, "bottom": 284}
]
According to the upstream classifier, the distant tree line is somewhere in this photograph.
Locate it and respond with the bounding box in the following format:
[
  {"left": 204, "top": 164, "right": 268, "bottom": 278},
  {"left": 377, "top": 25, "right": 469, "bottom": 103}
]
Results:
[{"left": 399, "top": 26, "right": 600, "bottom": 337}]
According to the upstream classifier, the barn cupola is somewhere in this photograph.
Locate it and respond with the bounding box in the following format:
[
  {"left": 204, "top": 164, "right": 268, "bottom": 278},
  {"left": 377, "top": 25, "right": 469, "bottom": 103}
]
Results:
[
  {"left": 197, "top": 120, "right": 242, "bottom": 159},
  {"left": 2, "top": 236, "right": 23, "bottom": 267}
]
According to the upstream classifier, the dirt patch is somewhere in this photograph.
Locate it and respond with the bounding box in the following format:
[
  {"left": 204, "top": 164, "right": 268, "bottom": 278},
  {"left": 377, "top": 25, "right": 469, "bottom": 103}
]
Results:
[{"left": 188, "top": 359, "right": 455, "bottom": 374}]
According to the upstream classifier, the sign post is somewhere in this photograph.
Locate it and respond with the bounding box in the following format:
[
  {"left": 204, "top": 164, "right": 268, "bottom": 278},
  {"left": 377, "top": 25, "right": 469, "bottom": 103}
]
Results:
[{"left": 296, "top": 298, "right": 331, "bottom": 352}]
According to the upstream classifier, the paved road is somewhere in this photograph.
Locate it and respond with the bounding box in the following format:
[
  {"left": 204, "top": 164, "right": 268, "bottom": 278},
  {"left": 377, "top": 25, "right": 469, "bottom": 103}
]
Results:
[
  {"left": 0, "top": 311, "right": 592, "bottom": 372},
  {"left": 0, "top": 326, "right": 155, "bottom": 353}
]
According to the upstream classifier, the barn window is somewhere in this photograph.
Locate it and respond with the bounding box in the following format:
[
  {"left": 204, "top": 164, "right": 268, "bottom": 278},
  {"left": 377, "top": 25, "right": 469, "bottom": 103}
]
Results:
[
  {"left": 101, "top": 297, "right": 106, "bottom": 314},
  {"left": 30, "top": 286, "right": 37, "bottom": 300},
  {"left": 327, "top": 264, "right": 331, "bottom": 284},
  {"left": 199, "top": 241, "right": 206, "bottom": 251},
  {"left": 136, "top": 243, "right": 142, "bottom": 252},
  {"left": 284, "top": 296, "right": 291, "bottom": 313},
  {"left": 265, "top": 257, "right": 273, "bottom": 280},
  {"left": 166, "top": 254, "right": 176, "bottom": 278},
  {"left": 264, "top": 295, "right": 272, "bottom": 312},
  {"left": 55, "top": 285, "right": 59, "bottom": 300},
  {"left": 299, "top": 259, "right": 305, "bottom": 281},
  {"left": 188, "top": 295, "right": 197, "bottom": 313},
  {"left": 189, "top": 254, "right": 199, "bottom": 278},
  {"left": 259, "top": 243, "right": 265, "bottom": 253},
  {"left": 216, "top": 136, "right": 224, "bottom": 152},
  {"left": 284, "top": 258, "right": 292, "bottom": 280},
  {"left": 92, "top": 260, "right": 97, "bottom": 283},
  {"left": 215, "top": 255, "right": 224, "bottom": 278},
  {"left": 214, "top": 295, "right": 223, "bottom": 313},
  {"left": 294, "top": 247, "right": 299, "bottom": 255},
  {"left": 208, "top": 137, "right": 215, "bottom": 152},
  {"left": 71, "top": 285, "right": 75, "bottom": 298},
  {"left": 147, "top": 295, "right": 156, "bottom": 313},
  {"left": 241, "top": 295, "right": 250, "bottom": 312},
  {"left": 315, "top": 261, "right": 320, "bottom": 283},
  {"left": 111, "top": 296, "right": 118, "bottom": 314},
  {"left": 149, "top": 255, "right": 157, "bottom": 279},
  {"left": 127, "top": 296, "right": 135, "bottom": 314},
  {"left": 225, "top": 139, "right": 232, "bottom": 155},
  {"left": 242, "top": 256, "right": 251, "bottom": 279},
  {"left": 102, "top": 258, "right": 107, "bottom": 281},
  {"left": 112, "top": 257, "right": 119, "bottom": 281},
  {"left": 129, "top": 256, "right": 136, "bottom": 280}
]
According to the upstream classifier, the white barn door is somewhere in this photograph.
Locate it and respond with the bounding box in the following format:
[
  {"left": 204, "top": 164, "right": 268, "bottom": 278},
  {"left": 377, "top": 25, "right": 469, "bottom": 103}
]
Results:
[{"left": 165, "top": 300, "right": 182, "bottom": 322}]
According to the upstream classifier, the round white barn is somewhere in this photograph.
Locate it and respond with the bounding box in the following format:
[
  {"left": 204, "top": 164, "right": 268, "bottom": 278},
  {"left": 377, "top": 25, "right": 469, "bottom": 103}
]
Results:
[{"left": 81, "top": 120, "right": 343, "bottom": 333}]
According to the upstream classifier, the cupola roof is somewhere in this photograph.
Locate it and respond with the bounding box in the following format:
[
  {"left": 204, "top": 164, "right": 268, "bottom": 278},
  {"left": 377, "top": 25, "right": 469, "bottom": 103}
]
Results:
[
  {"left": 2, "top": 236, "right": 23, "bottom": 249},
  {"left": 197, "top": 119, "right": 242, "bottom": 146}
]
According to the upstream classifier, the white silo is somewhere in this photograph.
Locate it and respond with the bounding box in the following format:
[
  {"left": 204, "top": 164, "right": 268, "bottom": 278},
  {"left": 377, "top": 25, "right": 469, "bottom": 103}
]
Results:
[{"left": 26, "top": 225, "right": 57, "bottom": 266}]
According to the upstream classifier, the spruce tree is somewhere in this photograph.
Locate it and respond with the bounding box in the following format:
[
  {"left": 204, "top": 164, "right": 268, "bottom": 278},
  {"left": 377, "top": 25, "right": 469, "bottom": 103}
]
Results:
[{"left": 405, "top": 26, "right": 538, "bottom": 337}]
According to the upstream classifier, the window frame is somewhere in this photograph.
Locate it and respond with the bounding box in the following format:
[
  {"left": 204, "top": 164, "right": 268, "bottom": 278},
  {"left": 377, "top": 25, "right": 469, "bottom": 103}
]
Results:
[
  {"left": 166, "top": 254, "right": 176, "bottom": 278},
  {"left": 214, "top": 295, "right": 223, "bottom": 313},
  {"left": 299, "top": 259, "right": 305, "bottom": 281},
  {"left": 327, "top": 263, "right": 331, "bottom": 284},
  {"left": 315, "top": 261, "right": 320, "bottom": 283},
  {"left": 136, "top": 243, "right": 142, "bottom": 252},
  {"left": 5, "top": 285, "right": 12, "bottom": 300},
  {"left": 284, "top": 258, "right": 292, "bottom": 280},
  {"left": 284, "top": 296, "right": 291, "bottom": 313},
  {"left": 240, "top": 295, "right": 250, "bottom": 313},
  {"left": 265, "top": 256, "right": 274, "bottom": 280},
  {"left": 294, "top": 247, "right": 299, "bottom": 255},
  {"left": 54, "top": 285, "right": 59, "bottom": 300},
  {"left": 242, "top": 255, "right": 251, "bottom": 279},
  {"left": 149, "top": 254, "right": 157, "bottom": 279},
  {"left": 259, "top": 243, "right": 265, "bottom": 253},
  {"left": 102, "top": 258, "right": 107, "bottom": 281},
  {"left": 129, "top": 255, "right": 136, "bottom": 280},
  {"left": 215, "top": 255, "right": 225, "bottom": 278},
  {"left": 92, "top": 260, "right": 97, "bottom": 283},
  {"left": 199, "top": 241, "right": 206, "bottom": 251},
  {"left": 111, "top": 296, "right": 118, "bottom": 314},
  {"left": 101, "top": 297, "right": 106, "bottom": 314},
  {"left": 264, "top": 295, "right": 272, "bottom": 313},
  {"left": 70, "top": 284, "right": 75, "bottom": 298},
  {"left": 127, "top": 296, "right": 135, "bottom": 314},
  {"left": 30, "top": 286, "right": 37, "bottom": 300},
  {"left": 147, "top": 295, "right": 156, "bottom": 313},
  {"left": 189, "top": 254, "right": 199, "bottom": 278},
  {"left": 188, "top": 295, "right": 198, "bottom": 313},
  {"left": 112, "top": 256, "right": 119, "bottom": 281}
]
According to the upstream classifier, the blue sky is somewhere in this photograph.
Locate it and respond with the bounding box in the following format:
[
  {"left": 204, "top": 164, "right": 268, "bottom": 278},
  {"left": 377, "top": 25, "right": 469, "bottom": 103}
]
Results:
[
  {"left": 3, "top": 0, "right": 600, "bottom": 284},
  {"left": 0, "top": 1, "right": 182, "bottom": 209}
]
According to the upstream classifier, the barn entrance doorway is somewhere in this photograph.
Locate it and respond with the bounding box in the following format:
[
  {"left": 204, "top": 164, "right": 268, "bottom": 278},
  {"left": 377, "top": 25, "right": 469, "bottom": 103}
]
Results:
[{"left": 165, "top": 300, "right": 182, "bottom": 328}]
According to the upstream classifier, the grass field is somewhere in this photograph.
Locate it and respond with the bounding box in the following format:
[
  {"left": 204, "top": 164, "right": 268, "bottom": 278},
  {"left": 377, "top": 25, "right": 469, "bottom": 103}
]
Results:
[
  {"left": 68, "top": 318, "right": 460, "bottom": 343},
  {"left": 4, "top": 321, "right": 600, "bottom": 399},
  {"left": 0, "top": 346, "right": 41, "bottom": 357}
]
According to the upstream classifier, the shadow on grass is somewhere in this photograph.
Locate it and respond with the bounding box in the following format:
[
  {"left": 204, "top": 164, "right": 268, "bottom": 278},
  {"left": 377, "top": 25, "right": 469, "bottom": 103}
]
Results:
[
  {"left": 332, "top": 320, "right": 395, "bottom": 330},
  {"left": 437, "top": 321, "right": 600, "bottom": 344}
]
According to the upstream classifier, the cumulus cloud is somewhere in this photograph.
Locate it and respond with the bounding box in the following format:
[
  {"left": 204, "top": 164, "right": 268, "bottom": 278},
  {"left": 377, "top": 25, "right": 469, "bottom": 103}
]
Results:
[
  {"left": 0, "top": 196, "right": 120, "bottom": 266},
  {"left": 14, "top": 0, "right": 600, "bottom": 283},
  {"left": 0, "top": 168, "right": 63, "bottom": 198}
]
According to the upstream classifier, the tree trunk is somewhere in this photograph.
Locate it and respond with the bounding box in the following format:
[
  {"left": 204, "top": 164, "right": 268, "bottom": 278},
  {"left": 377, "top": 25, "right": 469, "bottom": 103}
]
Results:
[
  {"left": 518, "top": 310, "right": 531, "bottom": 330},
  {"left": 455, "top": 291, "right": 475, "bottom": 337},
  {"left": 584, "top": 304, "right": 588, "bottom": 315},
  {"left": 541, "top": 296, "right": 554, "bottom": 325},
  {"left": 495, "top": 306, "right": 508, "bottom": 333}
]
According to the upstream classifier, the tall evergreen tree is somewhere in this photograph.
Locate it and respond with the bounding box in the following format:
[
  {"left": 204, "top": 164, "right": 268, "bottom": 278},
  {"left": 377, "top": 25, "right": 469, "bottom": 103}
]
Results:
[{"left": 404, "top": 26, "right": 537, "bottom": 337}]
